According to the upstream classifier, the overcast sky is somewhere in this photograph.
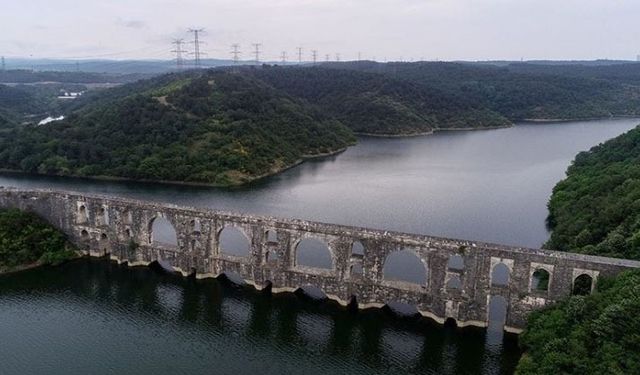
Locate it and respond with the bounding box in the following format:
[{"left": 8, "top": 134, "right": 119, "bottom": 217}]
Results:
[{"left": 3, "top": 0, "right": 639, "bottom": 62}]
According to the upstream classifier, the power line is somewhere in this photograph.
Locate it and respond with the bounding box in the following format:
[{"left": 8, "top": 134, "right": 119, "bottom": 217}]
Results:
[
  {"left": 252, "top": 43, "right": 262, "bottom": 64},
  {"left": 296, "top": 47, "right": 303, "bottom": 63},
  {"left": 188, "top": 28, "right": 205, "bottom": 68},
  {"left": 171, "top": 39, "right": 187, "bottom": 69},
  {"left": 231, "top": 43, "right": 241, "bottom": 64}
]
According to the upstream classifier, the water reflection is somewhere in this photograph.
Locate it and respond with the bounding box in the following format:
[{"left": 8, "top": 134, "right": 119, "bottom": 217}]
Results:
[{"left": 0, "top": 259, "right": 520, "bottom": 375}]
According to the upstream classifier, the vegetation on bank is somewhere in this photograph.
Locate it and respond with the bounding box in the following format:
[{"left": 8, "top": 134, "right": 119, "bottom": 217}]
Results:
[
  {"left": 516, "top": 269, "right": 640, "bottom": 374},
  {"left": 516, "top": 124, "right": 640, "bottom": 373},
  {"left": 545, "top": 125, "right": 640, "bottom": 260},
  {"left": 0, "top": 71, "right": 355, "bottom": 186},
  {"left": 0, "top": 208, "right": 77, "bottom": 271}
]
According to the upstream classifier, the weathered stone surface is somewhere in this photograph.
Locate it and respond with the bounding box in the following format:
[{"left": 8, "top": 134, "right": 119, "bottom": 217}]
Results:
[{"left": 2, "top": 187, "right": 639, "bottom": 332}]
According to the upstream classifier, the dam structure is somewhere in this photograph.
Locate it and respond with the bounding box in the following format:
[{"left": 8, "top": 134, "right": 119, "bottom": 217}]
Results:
[{"left": 1, "top": 187, "right": 639, "bottom": 333}]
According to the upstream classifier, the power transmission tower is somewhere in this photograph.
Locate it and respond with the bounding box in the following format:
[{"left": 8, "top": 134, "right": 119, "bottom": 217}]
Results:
[
  {"left": 296, "top": 47, "right": 303, "bottom": 63},
  {"left": 280, "top": 51, "right": 287, "bottom": 64},
  {"left": 1, "top": 56, "right": 4, "bottom": 71},
  {"left": 188, "top": 28, "right": 205, "bottom": 68},
  {"left": 75, "top": 61, "right": 80, "bottom": 72},
  {"left": 231, "top": 43, "right": 241, "bottom": 64},
  {"left": 171, "top": 39, "right": 187, "bottom": 69},
  {"left": 311, "top": 50, "right": 317, "bottom": 65},
  {"left": 325, "top": 54, "right": 330, "bottom": 62},
  {"left": 335, "top": 53, "right": 341, "bottom": 62},
  {"left": 358, "top": 52, "right": 362, "bottom": 61},
  {"left": 252, "top": 43, "right": 262, "bottom": 64}
]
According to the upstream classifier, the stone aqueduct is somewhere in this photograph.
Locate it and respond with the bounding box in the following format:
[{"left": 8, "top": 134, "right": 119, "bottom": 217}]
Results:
[{"left": 2, "top": 188, "right": 639, "bottom": 333}]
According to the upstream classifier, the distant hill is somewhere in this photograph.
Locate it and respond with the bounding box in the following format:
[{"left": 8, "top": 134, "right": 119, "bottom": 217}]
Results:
[
  {"left": 323, "top": 61, "right": 640, "bottom": 121},
  {"left": 0, "top": 70, "right": 355, "bottom": 186},
  {"left": 248, "top": 66, "right": 510, "bottom": 135}
]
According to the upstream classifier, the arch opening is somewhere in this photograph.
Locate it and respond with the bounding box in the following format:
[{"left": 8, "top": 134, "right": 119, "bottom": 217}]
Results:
[
  {"left": 150, "top": 217, "right": 178, "bottom": 247},
  {"left": 491, "top": 263, "right": 510, "bottom": 286},
  {"left": 220, "top": 271, "right": 247, "bottom": 286},
  {"left": 265, "top": 230, "right": 278, "bottom": 243},
  {"left": 350, "top": 263, "right": 363, "bottom": 276},
  {"left": 382, "top": 249, "right": 427, "bottom": 285},
  {"left": 444, "top": 317, "right": 458, "bottom": 328},
  {"left": 446, "top": 275, "right": 462, "bottom": 290},
  {"left": 295, "top": 238, "right": 332, "bottom": 269},
  {"left": 385, "top": 301, "right": 420, "bottom": 317},
  {"left": 265, "top": 249, "right": 279, "bottom": 264},
  {"left": 447, "top": 254, "right": 464, "bottom": 271},
  {"left": 191, "top": 219, "right": 202, "bottom": 233},
  {"left": 573, "top": 274, "right": 593, "bottom": 296},
  {"left": 296, "top": 285, "right": 328, "bottom": 300},
  {"left": 80, "top": 229, "right": 89, "bottom": 238},
  {"left": 351, "top": 241, "right": 364, "bottom": 256},
  {"left": 532, "top": 269, "right": 550, "bottom": 291},
  {"left": 219, "top": 227, "right": 251, "bottom": 257}
]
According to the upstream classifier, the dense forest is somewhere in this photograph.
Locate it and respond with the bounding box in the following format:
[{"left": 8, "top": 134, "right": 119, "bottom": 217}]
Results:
[
  {"left": 516, "top": 269, "right": 640, "bottom": 374},
  {"left": 0, "top": 70, "right": 355, "bottom": 186},
  {"left": 545, "top": 125, "right": 640, "bottom": 259},
  {"left": 327, "top": 61, "right": 640, "bottom": 120},
  {"left": 516, "top": 123, "right": 640, "bottom": 373},
  {"left": 0, "top": 208, "right": 77, "bottom": 271},
  {"left": 248, "top": 66, "right": 509, "bottom": 134}
]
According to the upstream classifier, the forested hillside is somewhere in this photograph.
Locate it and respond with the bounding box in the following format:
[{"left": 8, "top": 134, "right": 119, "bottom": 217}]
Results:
[
  {"left": 328, "top": 61, "right": 640, "bottom": 121},
  {"left": 0, "top": 70, "right": 355, "bottom": 186},
  {"left": 249, "top": 66, "right": 510, "bottom": 135},
  {"left": 545, "top": 125, "right": 640, "bottom": 260}
]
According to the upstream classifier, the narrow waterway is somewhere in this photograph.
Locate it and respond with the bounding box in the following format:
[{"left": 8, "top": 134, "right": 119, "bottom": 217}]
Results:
[{"left": 0, "top": 118, "right": 638, "bottom": 374}]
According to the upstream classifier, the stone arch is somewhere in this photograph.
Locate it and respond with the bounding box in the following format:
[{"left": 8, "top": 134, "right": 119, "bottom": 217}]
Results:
[
  {"left": 491, "top": 263, "right": 510, "bottom": 286},
  {"left": 265, "top": 230, "right": 278, "bottom": 243},
  {"left": 190, "top": 219, "right": 202, "bottom": 233},
  {"left": 218, "top": 226, "right": 251, "bottom": 257},
  {"left": 447, "top": 254, "right": 464, "bottom": 271},
  {"left": 265, "top": 249, "right": 279, "bottom": 264},
  {"left": 296, "top": 284, "right": 328, "bottom": 300},
  {"left": 149, "top": 216, "right": 178, "bottom": 247},
  {"left": 351, "top": 241, "right": 364, "bottom": 256},
  {"left": 531, "top": 269, "right": 551, "bottom": 291},
  {"left": 382, "top": 248, "right": 427, "bottom": 286},
  {"left": 446, "top": 274, "right": 462, "bottom": 290},
  {"left": 573, "top": 274, "right": 594, "bottom": 296},
  {"left": 295, "top": 238, "right": 333, "bottom": 269}
]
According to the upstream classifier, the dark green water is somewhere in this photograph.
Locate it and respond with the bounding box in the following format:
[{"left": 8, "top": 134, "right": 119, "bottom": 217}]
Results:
[{"left": 0, "top": 259, "right": 520, "bottom": 375}]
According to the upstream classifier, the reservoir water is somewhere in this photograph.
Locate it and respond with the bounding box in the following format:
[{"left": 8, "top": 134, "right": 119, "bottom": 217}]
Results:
[{"left": 1, "top": 118, "right": 638, "bottom": 374}]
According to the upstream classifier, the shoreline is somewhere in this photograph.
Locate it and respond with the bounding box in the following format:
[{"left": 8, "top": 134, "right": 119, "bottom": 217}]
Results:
[
  {"left": 521, "top": 115, "right": 640, "bottom": 123},
  {"left": 0, "top": 146, "right": 350, "bottom": 190},
  {"left": 355, "top": 124, "right": 513, "bottom": 138}
]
